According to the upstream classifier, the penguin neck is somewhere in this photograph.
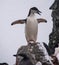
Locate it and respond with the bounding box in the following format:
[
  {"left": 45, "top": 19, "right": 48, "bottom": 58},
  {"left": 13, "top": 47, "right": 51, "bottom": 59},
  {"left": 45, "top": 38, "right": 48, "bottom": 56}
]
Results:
[
  {"left": 28, "top": 13, "right": 35, "bottom": 19},
  {"left": 30, "top": 13, "right": 35, "bottom": 17},
  {"left": 28, "top": 11, "right": 35, "bottom": 17}
]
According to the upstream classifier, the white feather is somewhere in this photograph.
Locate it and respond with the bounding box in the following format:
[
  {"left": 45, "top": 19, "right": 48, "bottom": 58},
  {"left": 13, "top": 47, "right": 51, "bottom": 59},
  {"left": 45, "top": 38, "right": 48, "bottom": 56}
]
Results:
[{"left": 25, "top": 14, "right": 38, "bottom": 43}]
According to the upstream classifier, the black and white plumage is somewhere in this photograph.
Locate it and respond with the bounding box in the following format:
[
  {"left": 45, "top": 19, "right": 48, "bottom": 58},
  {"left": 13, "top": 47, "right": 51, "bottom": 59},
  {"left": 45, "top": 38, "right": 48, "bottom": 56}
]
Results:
[
  {"left": 13, "top": 53, "right": 34, "bottom": 65},
  {"left": 11, "top": 7, "right": 47, "bottom": 43}
]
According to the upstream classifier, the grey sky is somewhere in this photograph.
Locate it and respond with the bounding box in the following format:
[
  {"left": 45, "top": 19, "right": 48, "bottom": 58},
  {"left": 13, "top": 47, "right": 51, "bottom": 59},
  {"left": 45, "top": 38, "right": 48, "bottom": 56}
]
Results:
[{"left": 0, "top": 0, "right": 54, "bottom": 65}]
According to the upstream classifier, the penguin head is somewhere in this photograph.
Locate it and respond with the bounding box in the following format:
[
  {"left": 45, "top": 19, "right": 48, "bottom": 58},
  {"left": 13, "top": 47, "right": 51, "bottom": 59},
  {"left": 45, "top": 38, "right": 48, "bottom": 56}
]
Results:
[
  {"left": 13, "top": 53, "right": 29, "bottom": 59},
  {"left": 28, "top": 7, "right": 42, "bottom": 16}
]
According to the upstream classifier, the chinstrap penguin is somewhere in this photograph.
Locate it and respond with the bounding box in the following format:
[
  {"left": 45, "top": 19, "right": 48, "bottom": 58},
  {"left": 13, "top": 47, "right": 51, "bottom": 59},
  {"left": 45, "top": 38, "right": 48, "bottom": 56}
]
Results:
[{"left": 11, "top": 7, "right": 47, "bottom": 44}]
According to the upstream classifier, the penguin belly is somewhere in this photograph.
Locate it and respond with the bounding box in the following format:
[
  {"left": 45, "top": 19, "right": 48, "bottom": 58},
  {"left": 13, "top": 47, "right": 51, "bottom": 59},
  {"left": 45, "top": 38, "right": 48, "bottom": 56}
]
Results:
[{"left": 25, "top": 17, "right": 38, "bottom": 43}]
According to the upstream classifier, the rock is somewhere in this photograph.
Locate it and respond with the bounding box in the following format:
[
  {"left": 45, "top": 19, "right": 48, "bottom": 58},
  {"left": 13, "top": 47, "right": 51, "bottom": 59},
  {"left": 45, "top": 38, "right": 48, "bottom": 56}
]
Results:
[
  {"left": 49, "top": 0, "right": 59, "bottom": 54},
  {"left": 14, "top": 42, "right": 53, "bottom": 65}
]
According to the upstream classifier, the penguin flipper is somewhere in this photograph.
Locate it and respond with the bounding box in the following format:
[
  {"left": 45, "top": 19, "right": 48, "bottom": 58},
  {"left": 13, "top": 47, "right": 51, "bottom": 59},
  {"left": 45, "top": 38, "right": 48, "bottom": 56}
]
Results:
[
  {"left": 11, "top": 19, "right": 26, "bottom": 25},
  {"left": 37, "top": 18, "right": 47, "bottom": 23}
]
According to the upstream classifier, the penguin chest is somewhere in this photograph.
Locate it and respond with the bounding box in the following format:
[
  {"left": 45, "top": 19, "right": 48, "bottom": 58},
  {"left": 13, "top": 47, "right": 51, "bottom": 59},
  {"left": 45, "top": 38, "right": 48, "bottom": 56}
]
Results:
[{"left": 25, "top": 17, "right": 38, "bottom": 42}]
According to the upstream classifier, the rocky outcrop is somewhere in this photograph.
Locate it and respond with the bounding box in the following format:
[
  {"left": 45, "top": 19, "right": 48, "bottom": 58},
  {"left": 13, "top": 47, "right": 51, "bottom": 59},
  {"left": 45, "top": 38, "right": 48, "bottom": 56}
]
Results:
[
  {"left": 14, "top": 42, "right": 53, "bottom": 65},
  {"left": 49, "top": 0, "right": 59, "bottom": 54}
]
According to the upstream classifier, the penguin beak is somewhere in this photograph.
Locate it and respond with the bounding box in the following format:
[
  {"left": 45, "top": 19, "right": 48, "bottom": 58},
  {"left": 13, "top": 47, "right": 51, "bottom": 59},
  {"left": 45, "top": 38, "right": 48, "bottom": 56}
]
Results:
[
  {"left": 13, "top": 53, "right": 27, "bottom": 57},
  {"left": 13, "top": 54, "right": 17, "bottom": 57},
  {"left": 37, "top": 10, "right": 42, "bottom": 15},
  {"left": 13, "top": 54, "right": 20, "bottom": 57}
]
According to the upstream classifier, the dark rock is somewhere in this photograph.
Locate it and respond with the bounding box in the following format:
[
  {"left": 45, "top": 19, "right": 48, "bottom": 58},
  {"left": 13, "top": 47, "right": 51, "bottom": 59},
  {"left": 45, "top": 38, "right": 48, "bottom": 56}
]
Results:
[
  {"left": 49, "top": 0, "right": 59, "bottom": 55},
  {"left": 50, "top": 0, "right": 59, "bottom": 10}
]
